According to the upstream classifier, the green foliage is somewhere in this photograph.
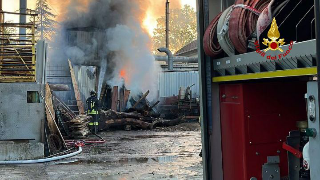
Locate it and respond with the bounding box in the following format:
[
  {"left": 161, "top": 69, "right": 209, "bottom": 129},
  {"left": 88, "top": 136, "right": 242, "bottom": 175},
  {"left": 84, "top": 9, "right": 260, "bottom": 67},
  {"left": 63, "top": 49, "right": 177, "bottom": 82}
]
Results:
[
  {"left": 2, "top": 21, "right": 17, "bottom": 35},
  {"left": 152, "top": 5, "right": 197, "bottom": 55},
  {"left": 35, "top": 0, "right": 57, "bottom": 41},
  {"left": 1, "top": 21, "right": 17, "bottom": 41}
]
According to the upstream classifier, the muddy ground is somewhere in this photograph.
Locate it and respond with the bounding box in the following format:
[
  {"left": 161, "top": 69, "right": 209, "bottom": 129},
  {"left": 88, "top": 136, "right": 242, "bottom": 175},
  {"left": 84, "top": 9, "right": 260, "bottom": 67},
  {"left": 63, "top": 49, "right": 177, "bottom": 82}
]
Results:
[{"left": 0, "top": 122, "right": 203, "bottom": 180}]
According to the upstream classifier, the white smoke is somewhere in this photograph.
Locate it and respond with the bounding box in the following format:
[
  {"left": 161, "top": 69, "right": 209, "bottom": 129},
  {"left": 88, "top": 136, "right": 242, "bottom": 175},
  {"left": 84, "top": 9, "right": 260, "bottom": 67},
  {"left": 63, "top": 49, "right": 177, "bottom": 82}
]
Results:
[
  {"left": 49, "top": 0, "right": 160, "bottom": 100},
  {"left": 105, "top": 24, "right": 159, "bottom": 99}
]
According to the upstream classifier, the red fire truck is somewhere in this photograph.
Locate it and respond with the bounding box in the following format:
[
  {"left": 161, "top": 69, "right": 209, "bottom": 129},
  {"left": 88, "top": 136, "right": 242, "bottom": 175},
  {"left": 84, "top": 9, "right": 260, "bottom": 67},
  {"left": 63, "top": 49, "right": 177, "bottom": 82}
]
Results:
[{"left": 198, "top": 0, "right": 320, "bottom": 179}]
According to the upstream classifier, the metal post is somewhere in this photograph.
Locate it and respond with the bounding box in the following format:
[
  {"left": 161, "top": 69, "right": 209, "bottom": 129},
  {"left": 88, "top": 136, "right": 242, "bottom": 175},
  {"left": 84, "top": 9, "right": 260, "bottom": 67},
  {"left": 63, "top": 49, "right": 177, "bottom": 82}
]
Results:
[
  {"left": 166, "top": 0, "right": 170, "bottom": 49},
  {"left": 0, "top": 0, "right": 3, "bottom": 76},
  {"left": 19, "top": 0, "right": 27, "bottom": 40},
  {"left": 197, "top": 0, "right": 210, "bottom": 179},
  {"left": 32, "top": 15, "right": 36, "bottom": 79},
  {"left": 315, "top": 0, "right": 320, "bottom": 111},
  {"left": 40, "top": 0, "right": 43, "bottom": 40},
  {"left": 0, "top": 0, "right": 2, "bottom": 24},
  {"left": 315, "top": 1, "right": 320, "bottom": 84},
  {"left": 157, "top": 47, "right": 173, "bottom": 70},
  {"left": 314, "top": 2, "right": 320, "bottom": 179}
]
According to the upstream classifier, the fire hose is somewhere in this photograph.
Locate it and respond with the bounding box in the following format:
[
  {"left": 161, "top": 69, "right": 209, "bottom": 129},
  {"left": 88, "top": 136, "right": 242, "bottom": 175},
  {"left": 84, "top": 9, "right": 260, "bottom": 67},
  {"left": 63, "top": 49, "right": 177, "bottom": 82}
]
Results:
[
  {"left": 204, "top": 0, "right": 270, "bottom": 57},
  {"left": 203, "top": 12, "right": 223, "bottom": 57},
  {"left": 256, "top": 0, "right": 290, "bottom": 41},
  {"left": 229, "top": 0, "right": 270, "bottom": 54}
]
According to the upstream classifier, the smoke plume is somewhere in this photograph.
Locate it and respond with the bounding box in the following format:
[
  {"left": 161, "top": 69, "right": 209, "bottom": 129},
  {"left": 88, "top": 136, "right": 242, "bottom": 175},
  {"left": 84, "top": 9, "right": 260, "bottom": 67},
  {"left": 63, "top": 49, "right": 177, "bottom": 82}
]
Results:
[{"left": 50, "top": 0, "right": 165, "bottom": 100}]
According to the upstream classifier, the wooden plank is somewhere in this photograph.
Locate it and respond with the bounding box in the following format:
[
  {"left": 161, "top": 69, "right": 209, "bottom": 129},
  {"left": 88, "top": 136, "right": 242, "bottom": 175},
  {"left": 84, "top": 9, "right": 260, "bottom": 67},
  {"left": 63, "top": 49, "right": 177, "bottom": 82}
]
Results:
[
  {"left": 0, "top": 76, "right": 34, "bottom": 82},
  {"left": 68, "top": 59, "right": 85, "bottom": 114},
  {"left": 45, "top": 83, "right": 57, "bottom": 133},
  {"left": 49, "top": 84, "right": 70, "bottom": 91},
  {"left": 123, "top": 89, "right": 131, "bottom": 110},
  {"left": 119, "top": 87, "right": 124, "bottom": 111},
  {"left": 45, "top": 84, "right": 66, "bottom": 148},
  {"left": 111, "top": 86, "right": 118, "bottom": 111},
  {"left": 132, "top": 90, "right": 149, "bottom": 109}
]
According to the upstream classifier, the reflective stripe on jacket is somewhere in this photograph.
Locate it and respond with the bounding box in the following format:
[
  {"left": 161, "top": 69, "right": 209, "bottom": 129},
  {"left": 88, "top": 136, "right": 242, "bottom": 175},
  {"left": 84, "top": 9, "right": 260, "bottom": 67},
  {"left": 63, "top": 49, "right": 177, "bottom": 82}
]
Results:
[
  {"left": 88, "top": 122, "right": 99, "bottom": 126},
  {"left": 88, "top": 101, "right": 98, "bottom": 115}
]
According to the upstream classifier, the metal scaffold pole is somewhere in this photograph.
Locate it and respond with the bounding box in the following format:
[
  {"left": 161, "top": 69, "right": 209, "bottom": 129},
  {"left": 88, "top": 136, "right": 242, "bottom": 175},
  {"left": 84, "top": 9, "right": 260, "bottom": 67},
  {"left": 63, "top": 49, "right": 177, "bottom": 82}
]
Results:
[
  {"left": 166, "top": 0, "right": 170, "bottom": 49},
  {"left": 315, "top": 1, "right": 320, "bottom": 90},
  {"left": 0, "top": 0, "right": 2, "bottom": 75}
]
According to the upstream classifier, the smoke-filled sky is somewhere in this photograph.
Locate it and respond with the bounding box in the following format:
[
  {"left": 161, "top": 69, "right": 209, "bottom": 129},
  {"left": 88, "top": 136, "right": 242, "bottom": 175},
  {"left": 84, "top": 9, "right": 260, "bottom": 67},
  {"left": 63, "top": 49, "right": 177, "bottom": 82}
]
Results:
[
  {"left": 2, "top": 0, "right": 196, "bottom": 100},
  {"left": 48, "top": 0, "right": 177, "bottom": 100},
  {"left": 2, "top": 0, "right": 196, "bottom": 36}
]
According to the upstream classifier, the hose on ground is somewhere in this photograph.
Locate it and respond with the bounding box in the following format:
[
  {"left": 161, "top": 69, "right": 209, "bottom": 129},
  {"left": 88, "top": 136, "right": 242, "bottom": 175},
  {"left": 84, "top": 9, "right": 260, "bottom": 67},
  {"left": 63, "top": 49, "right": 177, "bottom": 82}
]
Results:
[{"left": 0, "top": 146, "right": 83, "bottom": 164}]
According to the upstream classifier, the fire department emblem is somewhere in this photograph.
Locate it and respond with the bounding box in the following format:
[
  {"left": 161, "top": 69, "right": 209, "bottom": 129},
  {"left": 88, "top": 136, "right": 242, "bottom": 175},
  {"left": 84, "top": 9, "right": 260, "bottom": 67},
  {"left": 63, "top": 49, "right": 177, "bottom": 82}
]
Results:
[{"left": 262, "top": 18, "right": 285, "bottom": 52}]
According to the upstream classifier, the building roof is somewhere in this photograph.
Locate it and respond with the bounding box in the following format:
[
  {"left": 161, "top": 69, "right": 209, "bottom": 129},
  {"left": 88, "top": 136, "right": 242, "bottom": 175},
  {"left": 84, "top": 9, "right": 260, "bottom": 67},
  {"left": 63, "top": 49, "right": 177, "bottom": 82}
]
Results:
[{"left": 175, "top": 40, "right": 198, "bottom": 57}]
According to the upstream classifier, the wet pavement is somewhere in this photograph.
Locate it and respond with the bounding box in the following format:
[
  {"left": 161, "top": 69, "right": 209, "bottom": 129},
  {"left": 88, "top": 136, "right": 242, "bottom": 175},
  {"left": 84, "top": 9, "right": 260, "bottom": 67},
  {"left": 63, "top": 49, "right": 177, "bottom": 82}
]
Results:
[{"left": 0, "top": 123, "right": 203, "bottom": 180}]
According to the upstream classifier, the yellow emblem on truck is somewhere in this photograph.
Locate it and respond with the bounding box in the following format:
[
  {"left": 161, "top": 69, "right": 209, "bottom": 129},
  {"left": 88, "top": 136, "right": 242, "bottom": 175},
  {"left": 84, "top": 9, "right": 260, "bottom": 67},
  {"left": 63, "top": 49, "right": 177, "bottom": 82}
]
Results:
[{"left": 262, "top": 18, "right": 285, "bottom": 52}]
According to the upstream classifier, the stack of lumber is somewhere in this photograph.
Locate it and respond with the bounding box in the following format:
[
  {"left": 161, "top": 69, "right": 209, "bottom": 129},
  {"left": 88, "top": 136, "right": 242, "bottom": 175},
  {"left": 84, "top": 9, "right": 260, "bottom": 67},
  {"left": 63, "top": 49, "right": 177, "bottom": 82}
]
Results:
[{"left": 68, "top": 115, "right": 92, "bottom": 138}]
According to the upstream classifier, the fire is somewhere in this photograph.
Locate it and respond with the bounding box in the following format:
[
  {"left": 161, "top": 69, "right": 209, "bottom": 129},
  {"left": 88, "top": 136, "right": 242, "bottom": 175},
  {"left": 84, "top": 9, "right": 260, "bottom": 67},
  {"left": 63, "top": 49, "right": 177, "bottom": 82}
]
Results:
[
  {"left": 142, "top": 10, "right": 158, "bottom": 37},
  {"left": 140, "top": 0, "right": 183, "bottom": 37},
  {"left": 119, "top": 69, "right": 129, "bottom": 84}
]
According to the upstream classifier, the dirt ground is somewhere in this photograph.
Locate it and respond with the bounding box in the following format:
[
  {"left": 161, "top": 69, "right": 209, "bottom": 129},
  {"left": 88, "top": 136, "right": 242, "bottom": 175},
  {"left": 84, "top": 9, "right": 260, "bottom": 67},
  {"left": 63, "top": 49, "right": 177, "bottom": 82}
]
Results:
[{"left": 0, "top": 122, "right": 203, "bottom": 180}]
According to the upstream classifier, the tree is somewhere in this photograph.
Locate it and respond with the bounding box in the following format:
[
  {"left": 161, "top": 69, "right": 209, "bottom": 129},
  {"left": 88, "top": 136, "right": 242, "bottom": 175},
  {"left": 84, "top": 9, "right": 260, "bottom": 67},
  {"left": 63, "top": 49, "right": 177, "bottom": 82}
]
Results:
[
  {"left": 1, "top": 21, "right": 17, "bottom": 41},
  {"left": 152, "top": 5, "right": 197, "bottom": 55},
  {"left": 2, "top": 21, "right": 16, "bottom": 35},
  {"left": 35, "top": 0, "right": 57, "bottom": 41}
]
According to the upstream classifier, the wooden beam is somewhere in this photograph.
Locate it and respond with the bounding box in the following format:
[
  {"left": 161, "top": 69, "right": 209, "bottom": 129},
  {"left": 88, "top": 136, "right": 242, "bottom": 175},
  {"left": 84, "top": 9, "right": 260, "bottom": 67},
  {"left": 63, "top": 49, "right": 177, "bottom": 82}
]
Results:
[
  {"left": 49, "top": 84, "right": 70, "bottom": 91},
  {"left": 45, "top": 84, "right": 66, "bottom": 149},
  {"left": 132, "top": 90, "right": 149, "bottom": 109},
  {"left": 119, "top": 87, "right": 124, "bottom": 111},
  {"left": 68, "top": 60, "right": 85, "bottom": 114},
  {"left": 111, "top": 86, "right": 118, "bottom": 111},
  {"left": 123, "top": 89, "right": 131, "bottom": 110}
]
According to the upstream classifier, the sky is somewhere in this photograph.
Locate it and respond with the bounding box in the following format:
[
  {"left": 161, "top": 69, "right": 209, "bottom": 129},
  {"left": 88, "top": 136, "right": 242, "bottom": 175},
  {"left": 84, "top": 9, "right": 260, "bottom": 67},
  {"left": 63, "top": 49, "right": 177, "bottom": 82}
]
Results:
[{"left": 2, "top": 0, "right": 196, "bottom": 36}]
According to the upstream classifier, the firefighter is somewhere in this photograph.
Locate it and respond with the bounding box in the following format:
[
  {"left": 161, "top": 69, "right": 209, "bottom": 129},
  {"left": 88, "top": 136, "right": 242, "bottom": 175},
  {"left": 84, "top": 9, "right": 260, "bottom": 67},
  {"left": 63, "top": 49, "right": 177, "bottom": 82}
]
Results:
[{"left": 86, "top": 90, "right": 99, "bottom": 134}]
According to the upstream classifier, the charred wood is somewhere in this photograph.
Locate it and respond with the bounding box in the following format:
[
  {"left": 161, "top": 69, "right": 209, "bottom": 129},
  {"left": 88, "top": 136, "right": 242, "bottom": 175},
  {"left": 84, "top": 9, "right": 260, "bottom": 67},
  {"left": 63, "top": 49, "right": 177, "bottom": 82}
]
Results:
[
  {"left": 49, "top": 84, "right": 70, "bottom": 91},
  {"left": 105, "top": 118, "right": 152, "bottom": 130}
]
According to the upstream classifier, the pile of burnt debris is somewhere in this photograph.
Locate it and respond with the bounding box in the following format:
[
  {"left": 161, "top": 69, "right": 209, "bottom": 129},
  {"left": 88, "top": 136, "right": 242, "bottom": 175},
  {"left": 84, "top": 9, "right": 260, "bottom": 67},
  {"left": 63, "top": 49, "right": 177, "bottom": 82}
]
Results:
[
  {"left": 99, "top": 89, "right": 185, "bottom": 131},
  {"left": 46, "top": 84, "right": 185, "bottom": 141},
  {"left": 42, "top": 61, "right": 198, "bottom": 154}
]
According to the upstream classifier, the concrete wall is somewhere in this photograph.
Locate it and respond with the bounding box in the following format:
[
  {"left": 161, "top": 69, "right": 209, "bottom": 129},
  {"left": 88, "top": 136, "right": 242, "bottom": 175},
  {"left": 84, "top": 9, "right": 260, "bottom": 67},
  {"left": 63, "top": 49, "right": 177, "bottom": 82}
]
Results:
[
  {"left": 0, "top": 83, "right": 45, "bottom": 142},
  {"left": 0, "top": 142, "right": 44, "bottom": 160}
]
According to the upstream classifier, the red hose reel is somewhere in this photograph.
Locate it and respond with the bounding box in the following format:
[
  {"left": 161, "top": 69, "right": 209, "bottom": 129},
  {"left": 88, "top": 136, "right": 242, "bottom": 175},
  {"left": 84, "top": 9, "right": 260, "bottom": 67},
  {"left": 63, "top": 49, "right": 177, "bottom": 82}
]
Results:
[{"left": 203, "top": 0, "right": 270, "bottom": 57}]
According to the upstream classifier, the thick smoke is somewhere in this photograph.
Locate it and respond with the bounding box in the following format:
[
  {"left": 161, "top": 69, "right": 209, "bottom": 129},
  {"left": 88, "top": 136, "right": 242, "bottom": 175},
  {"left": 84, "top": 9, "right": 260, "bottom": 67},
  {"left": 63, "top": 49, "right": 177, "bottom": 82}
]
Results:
[{"left": 50, "top": 0, "right": 161, "bottom": 100}]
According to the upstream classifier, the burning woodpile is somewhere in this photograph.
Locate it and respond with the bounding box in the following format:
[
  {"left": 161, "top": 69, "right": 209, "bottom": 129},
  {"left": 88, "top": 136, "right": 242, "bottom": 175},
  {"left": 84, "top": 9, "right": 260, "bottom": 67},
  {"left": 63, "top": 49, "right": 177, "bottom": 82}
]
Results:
[
  {"left": 99, "top": 87, "right": 186, "bottom": 131},
  {"left": 100, "top": 109, "right": 185, "bottom": 130}
]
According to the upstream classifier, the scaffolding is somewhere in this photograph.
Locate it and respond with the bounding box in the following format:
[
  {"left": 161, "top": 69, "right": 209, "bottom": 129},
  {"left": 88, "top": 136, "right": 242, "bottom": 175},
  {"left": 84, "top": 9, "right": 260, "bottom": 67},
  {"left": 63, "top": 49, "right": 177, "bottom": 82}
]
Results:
[{"left": 0, "top": 10, "right": 37, "bottom": 82}]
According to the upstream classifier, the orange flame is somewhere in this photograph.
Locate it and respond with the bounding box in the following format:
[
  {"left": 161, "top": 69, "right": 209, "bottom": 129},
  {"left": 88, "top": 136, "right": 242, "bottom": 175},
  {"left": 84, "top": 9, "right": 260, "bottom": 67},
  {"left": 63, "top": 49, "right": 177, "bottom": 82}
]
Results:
[
  {"left": 140, "top": 0, "right": 182, "bottom": 37},
  {"left": 119, "top": 69, "right": 129, "bottom": 84},
  {"left": 44, "top": 0, "right": 196, "bottom": 37}
]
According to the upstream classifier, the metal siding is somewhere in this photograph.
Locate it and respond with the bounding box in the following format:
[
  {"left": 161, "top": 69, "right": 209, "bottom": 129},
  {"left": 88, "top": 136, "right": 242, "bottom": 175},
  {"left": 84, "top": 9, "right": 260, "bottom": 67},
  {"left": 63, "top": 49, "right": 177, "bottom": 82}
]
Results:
[
  {"left": 74, "top": 66, "right": 96, "bottom": 104},
  {"left": 46, "top": 64, "right": 72, "bottom": 103},
  {"left": 158, "top": 71, "right": 199, "bottom": 98},
  {"left": 46, "top": 64, "right": 96, "bottom": 106}
]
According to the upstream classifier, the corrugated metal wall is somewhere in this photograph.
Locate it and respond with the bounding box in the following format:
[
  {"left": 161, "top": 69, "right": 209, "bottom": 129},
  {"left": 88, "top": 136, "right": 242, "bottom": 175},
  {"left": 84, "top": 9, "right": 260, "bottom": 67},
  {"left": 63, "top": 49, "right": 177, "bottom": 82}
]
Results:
[
  {"left": 73, "top": 66, "right": 97, "bottom": 103},
  {"left": 158, "top": 71, "right": 199, "bottom": 98},
  {"left": 46, "top": 63, "right": 97, "bottom": 106},
  {"left": 46, "top": 64, "right": 72, "bottom": 103}
]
